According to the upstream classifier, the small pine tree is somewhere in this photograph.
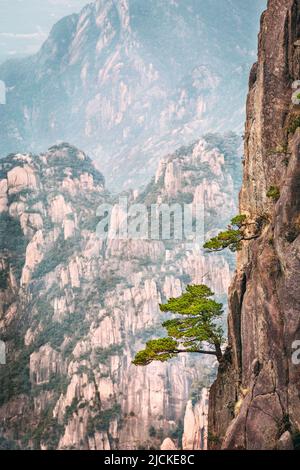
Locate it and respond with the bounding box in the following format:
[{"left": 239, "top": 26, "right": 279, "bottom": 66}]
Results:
[
  {"left": 132, "top": 285, "right": 224, "bottom": 366},
  {"left": 203, "top": 214, "right": 258, "bottom": 252},
  {"left": 266, "top": 186, "right": 280, "bottom": 201}
]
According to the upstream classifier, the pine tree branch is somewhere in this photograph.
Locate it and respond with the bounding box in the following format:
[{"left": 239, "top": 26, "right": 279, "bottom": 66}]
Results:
[
  {"left": 242, "top": 235, "right": 260, "bottom": 241},
  {"left": 164, "top": 349, "right": 219, "bottom": 357}
]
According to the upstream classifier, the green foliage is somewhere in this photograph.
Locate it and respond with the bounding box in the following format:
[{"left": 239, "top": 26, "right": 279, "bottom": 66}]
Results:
[
  {"left": 95, "top": 344, "right": 124, "bottom": 363},
  {"left": 0, "top": 349, "right": 31, "bottom": 407},
  {"left": 32, "top": 407, "right": 64, "bottom": 449},
  {"left": 34, "top": 311, "right": 88, "bottom": 352},
  {"left": 0, "top": 213, "right": 26, "bottom": 282},
  {"left": 148, "top": 426, "right": 157, "bottom": 438},
  {"left": 292, "top": 431, "right": 300, "bottom": 450},
  {"left": 133, "top": 285, "right": 224, "bottom": 366},
  {"left": 80, "top": 214, "right": 101, "bottom": 231},
  {"left": 285, "top": 224, "right": 300, "bottom": 243},
  {"left": 98, "top": 276, "right": 126, "bottom": 301},
  {"left": 147, "top": 425, "right": 164, "bottom": 441},
  {"left": 87, "top": 416, "right": 95, "bottom": 437},
  {"left": 287, "top": 114, "right": 300, "bottom": 135},
  {"left": 32, "top": 234, "right": 80, "bottom": 279},
  {"left": 34, "top": 374, "right": 69, "bottom": 396},
  {"left": 203, "top": 214, "right": 250, "bottom": 252},
  {"left": 64, "top": 397, "right": 79, "bottom": 424},
  {"left": 266, "top": 186, "right": 280, "bottom": 201},
  {"left": 8, "top": 188, "right": 34, "bottom": 205},
  {"left": 0, "top": 269, "right": 8, "bottom": 289},
  {"left": 135, "top": 175, "right": 164, "bottom": 206},
  {"left": 0, "top": 436, "right": 20, "bottom": 450},
  {"left": 230, "top": 214, "right": 247, "bottom": 228},
  {"left": 170, "top": 192, "right": 194, "bottom": 204},
  {"left": 208, "top": 432, "right": 221, "bottom": 446},
  {"left": 133, "top": 338, "right": 178, "bottom": 365},
  {"left": 87, "top": 403, "right": 122, "bottom": 435},
  {"left": 174, "top": 142, "right": 196, "bottom": 158},
  {"left": 268, "top": 144, "right": 289, "bottom": 156},
  {"left": 47, "top": 144, "right": 104, "bottom": 186},
  {"left": 204, "top": 229, "right": 242, "bottom": 252}
]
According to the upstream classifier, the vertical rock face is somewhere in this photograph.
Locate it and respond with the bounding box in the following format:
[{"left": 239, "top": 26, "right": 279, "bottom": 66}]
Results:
[
  {"left": 0, "top": 135, "right": 240, "bottom": 449},
  {"left": 209, "top": 0, "right": 300, "bottom": 450}
]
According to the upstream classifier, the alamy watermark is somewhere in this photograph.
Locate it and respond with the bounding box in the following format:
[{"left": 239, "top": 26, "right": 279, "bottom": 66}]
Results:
[
  {"left": 292, "top": 340, "right": 300, "bottom": 365},
  {"left": 96, "top": 197, "right": 204, "bottom": 247},
  {"left": 292, "top": 80, "right": 300, "bottom": 105},
  {"left": 0, "top": 80, "right": 6, "bottom": 105},
  {"left": 0, "top": 340, "right": 6, "bottom": 365}
]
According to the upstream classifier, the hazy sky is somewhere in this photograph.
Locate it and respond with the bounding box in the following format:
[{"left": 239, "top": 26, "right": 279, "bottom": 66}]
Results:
[{"left": 0, "top": 0, "right": 89, "bottom": 63}]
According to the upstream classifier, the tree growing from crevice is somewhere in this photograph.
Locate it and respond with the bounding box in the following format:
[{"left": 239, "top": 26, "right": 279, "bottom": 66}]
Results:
[
  {"left": 203, "top": 214, "right": 259, "bottom": 253},
  {"left": 133, "top": 285, "right": 224, "bottom": 365},
  {"left": 266, "top": 186, "right": 280, "bottom": 201}
]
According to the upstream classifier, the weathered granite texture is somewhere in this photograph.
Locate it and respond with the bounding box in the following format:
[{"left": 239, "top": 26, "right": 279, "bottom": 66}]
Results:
[{"left": 209, "top": 0, "right": 300, "bottom": 450}]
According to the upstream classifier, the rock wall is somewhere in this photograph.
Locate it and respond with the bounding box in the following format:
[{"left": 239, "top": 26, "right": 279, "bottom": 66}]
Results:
[{"left": 208, "top": 0, "right": 300, "bottom": 450}]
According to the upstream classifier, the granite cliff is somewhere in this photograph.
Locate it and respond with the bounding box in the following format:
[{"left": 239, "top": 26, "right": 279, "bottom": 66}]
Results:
[{"left": 209, "top": 0, "right": 300, "bottom": 450}]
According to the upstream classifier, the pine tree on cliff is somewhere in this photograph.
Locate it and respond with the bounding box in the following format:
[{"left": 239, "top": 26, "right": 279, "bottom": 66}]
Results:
[
  {"left": 133, "top": 285, "right": 224, "bottom": 365},
  {"left": 203, "top": 214, "right": 259, "bottom": 252}
]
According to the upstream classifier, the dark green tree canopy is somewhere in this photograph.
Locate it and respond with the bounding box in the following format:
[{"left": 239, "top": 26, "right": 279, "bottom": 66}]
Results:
[
  {"left": 203, "top": 214, "right": 258, "bottom": 252},
  {"left": 133, "top": 285, "right": 224, "bottom": 366}
]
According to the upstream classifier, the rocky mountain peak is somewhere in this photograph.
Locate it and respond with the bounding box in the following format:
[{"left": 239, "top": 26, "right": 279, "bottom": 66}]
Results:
[
  {"left": 0, "top": 0, "right": 264, "bottom": 189},
  {"left": 95, "top": 0, "right": 131, "bottom": 34}
]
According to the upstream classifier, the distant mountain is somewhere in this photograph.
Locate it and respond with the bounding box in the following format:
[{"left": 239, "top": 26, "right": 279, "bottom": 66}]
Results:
[
  {"left": 0, "top": 133, "right": 240, "bottom": 449},
  {"left": 0, "top": 0, "right": 265, "bottom": 189}
]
